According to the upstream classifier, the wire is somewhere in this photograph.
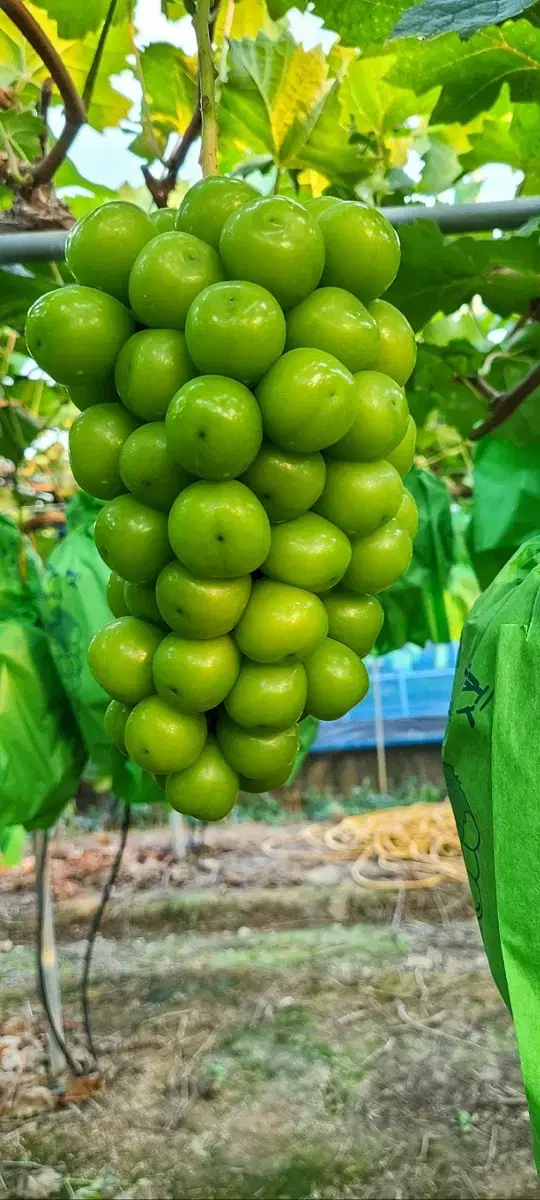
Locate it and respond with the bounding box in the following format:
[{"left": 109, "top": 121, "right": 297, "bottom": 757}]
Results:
[
  {"left": 35, "top": 831, "right": 85, "bottom": 1077},
  {"left": 80, "top": 802, "right": 131, "bottom": 1063}
]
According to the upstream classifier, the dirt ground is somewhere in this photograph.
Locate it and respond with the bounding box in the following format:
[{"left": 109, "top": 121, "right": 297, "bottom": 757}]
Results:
[{"left": 0, "top": 824, "right": 538, "bottom": 1200}]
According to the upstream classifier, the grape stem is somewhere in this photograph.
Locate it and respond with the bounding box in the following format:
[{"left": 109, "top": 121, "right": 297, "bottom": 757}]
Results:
[
  {"left": 469, "top": 361, "right": 540, "bottom": 441},
  {"left": 194, "top": 0, "right": 219, "bottom": 178}
]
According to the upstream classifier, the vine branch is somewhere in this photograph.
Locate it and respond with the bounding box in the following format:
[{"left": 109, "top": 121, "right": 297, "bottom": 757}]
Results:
[
  {"left": 142, "top": 0, "right": 220, "bottom": 207},
  {"left": 194, "top": 0, "right": 219, "bottom": 178},
  {"left": 470, "top": 361, "right": 540, "bottom": 441},
  {"left": 2, "top": 0, "right": 86, "bottom": 187},
  {"left": 82, "top": 0, "right": 120, "bottom": 112}
]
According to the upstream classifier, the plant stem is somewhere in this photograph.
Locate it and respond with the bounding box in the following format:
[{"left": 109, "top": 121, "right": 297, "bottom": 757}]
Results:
[
  {"left": 193, "top": 0, "right": 219, "bottom": 178},
  {"left": 2, "top": 0, "right": 86, "bottom": 188},
  {"left": 82, "top": 0, "right": 120, "bottom": 111},
  {"left": 470, "top": 361, "right": 540, "bottom": 441}
]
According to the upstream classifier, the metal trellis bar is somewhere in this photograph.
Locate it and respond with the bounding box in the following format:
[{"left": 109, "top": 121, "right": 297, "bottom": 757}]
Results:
[{"left": 1, "top": 197, "right": 540, "bottom": 264}]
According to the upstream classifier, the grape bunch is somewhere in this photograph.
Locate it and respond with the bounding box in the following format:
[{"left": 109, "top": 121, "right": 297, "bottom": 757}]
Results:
[{"left": 26, "top": 181, "right": 417, "bottom": 823}]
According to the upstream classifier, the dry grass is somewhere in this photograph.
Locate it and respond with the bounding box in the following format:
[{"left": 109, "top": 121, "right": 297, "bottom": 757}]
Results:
[{"left": 1, "top": 909, "right": 539, "bottom": 1199}]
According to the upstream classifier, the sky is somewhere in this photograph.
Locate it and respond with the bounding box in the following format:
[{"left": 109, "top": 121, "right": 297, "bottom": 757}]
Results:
[{"left": 51, "top": 0, "right": 521, "bottom": 204}]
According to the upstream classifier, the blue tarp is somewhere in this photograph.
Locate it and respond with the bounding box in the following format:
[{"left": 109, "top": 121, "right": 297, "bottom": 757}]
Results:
[{"left": 313, "top": 642, "right": 458, "bottom": 752}]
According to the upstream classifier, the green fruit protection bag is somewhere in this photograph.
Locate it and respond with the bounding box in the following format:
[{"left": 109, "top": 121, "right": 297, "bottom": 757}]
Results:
[
  {"left": 0, "top": 516, "right": 84, "bottom": 831},
  {"left": 40, "top": 492, "right": 161, "bottom": 807},
  {"left": 378, "top": 467, "right": 455, "bottom": 652},
  {"left": 443, "top": 535, "right": 540, "bottom": 1166}
]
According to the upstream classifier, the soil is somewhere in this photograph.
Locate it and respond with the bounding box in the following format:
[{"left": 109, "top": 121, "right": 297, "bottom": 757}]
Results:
[{"left": 0, "top": 824, "right": 538, "bottom": 1200}]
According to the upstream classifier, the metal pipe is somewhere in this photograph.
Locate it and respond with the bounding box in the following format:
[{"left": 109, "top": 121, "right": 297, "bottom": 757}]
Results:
[
  {"left": 382, "top": 197, "right": 540, "bottom": 232},
  {"left": 1, "top": 197, "right": 540, "bottom": 263}
]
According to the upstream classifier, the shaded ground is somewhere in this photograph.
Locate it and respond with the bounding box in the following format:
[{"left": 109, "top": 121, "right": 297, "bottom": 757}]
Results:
[{"left": 0, "top": 828, "right": 538, "bottom": 1199}]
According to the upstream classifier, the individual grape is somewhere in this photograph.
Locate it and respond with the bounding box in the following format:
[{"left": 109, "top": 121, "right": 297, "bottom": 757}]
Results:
[
  {"left": 176, "top": 176, "right": 258, "bottom": 247},
  {"left": 26, "top": 285, "right": 134, "bottom": 384},
  {"left": 323, "top": 591, "right": 384, "bottom": 657},
  {"left": 238, "top": 767, "right": 291, "bottom": 792},
  {"left": 317, "top": 203, "right": 400, "bottom": 303},
  {"left": 124, "top": 695, "right": 206, "bottom": 774},
  {"left": 107, "top": 571, "right": 129, "bottom": 617},
  {"left": 124, "top": 581, "right": 165, "bottom": 626},
  {"left": 256, "top": 348, "right": 356, "bottom": 453},
  {"left": 234, "top": 579, "right": 328, "bottom": 663},
  {"left": 216, "top": 711, "right": 299, "bottom": 781},
  {"left": 166, "top": 736, "right": 239, "bottom": 820},
  {"left": 69, "top": 403, "right": 139, "bottom": 501},
  {"left": 150, "top": 209, "right": 177, "bottom": 234},
  {"left": 185, "top": 280, "right": 286, "bottom": 386},
  {"left": 155, "top": 560, "right": 251, "bottom": 638},
  {"left": 395, "top": 489, "right": 419, "bottom": 539},
  {"left": 128, "top": 232, "right": 224, "bottom": 329},
  {"left": 114, "top": 329, "right": 197, "bottom": 421},
  {"left": 368, "top": 298, "right": 417, "bottom": 385},
  {"left": 225, "top": 660, "right": 307, "bottom": 730},
  {"left": 327, "top": 371, "right": 409, "bottom": 462},
  {"left": 165, "top": 376, "right": 263, "bottom": 480},
  {"left": 153, "top": 631, "right": 240, "bottom": 712},
  {"left": 66, "top": 201, "right": 154, "bottom": 304},
  {"left": 344, "top": 520, "right": 413, "bottom": 594},
  {"left": 95, "top": 495, "right": 171, "bottom": 583},
  {"left": 104, "top": 699, "right": 132, "bottom": 754},
  {"left": 314, "top": 459, "right": 403, "bottom": 538},
  {"left": 88, "top": 616, "right": 163, "bottom": 705},
  {"left": 168, "top": 481, "right": 271, "bottom": 578},
  {"left": 387, "top": 416, "right": 416, "bottom": 477},
  {"left": 120, "top": 423, "right": 192, "bottom": 512},
  {"left": 286, "top": 287, "right": 379, "bottom": 373},
  {"left": 304, "top": 639, "right": 369, "bottom": 720},
  {"left": 241, "top": 443, "right": 326, "bottom": 524},
  {"left": 68, "top": 377, "right": 119, "bottom": 410},
  {"left": 219, "top": 196, "right": 325, "bottom": 310},
  {"left": 261, "top": 513, "right": 351, "bottom": 593}
]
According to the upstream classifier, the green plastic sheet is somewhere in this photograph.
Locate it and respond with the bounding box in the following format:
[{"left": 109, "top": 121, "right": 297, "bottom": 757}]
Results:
[
  {"left": 378, "top": 466, "right": 454, "bottom": 652},
  {"left": 0, "top": 515, "right": 84, "bottom": 832},
  {"left": 443, "top": 536, "right": 540, "bottom": 1165},
  {"left": 469, "top": 436, "right": 540, "bottom": 589},
  {"left": 40, "top": 492, "right": 162, "bottom": 807}
]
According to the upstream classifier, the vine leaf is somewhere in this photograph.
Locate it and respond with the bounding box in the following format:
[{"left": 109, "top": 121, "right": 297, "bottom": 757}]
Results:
[
  {"left": 387, "top": 220, "right": 540, "bottom": 328},
  {"left": 391, "top": 0, "right": 538, "bottom": 40},
  {"left": 388, "top": 20, "right": 540, "bottom": 124},
  {"left": 219, "top": 30, "right": 377, "bottom": 185}
]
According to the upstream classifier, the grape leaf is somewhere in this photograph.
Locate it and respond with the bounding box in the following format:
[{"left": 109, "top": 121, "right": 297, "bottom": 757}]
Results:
[
  {"left": 391, "top": 0, "right": 538, "bottom": 40},
  {"left": 387, "top": 220, "right": 540, "bottom": 328},
  {"left": 138, "top": 42, "right": 197, "bottom": 139},
  {"left": 0, "top": 111, "right": 45, "bottom": 163},
  {"left": 219, "top": 31, "right": 376, "bottom": 185},
  {"left": 339, "top": 54, "right": 436, "bottom": 137},
  {"left": 0, "top": 4, "right": 132, "bottom": 131},
  {"left": 55, "top": 159, "right": 117, "bottom": 217},
  {"left": 215, "top": 0, "right": 275, "bottom": 42},
  {"left": 29, "top": 0, "right": 109, "bottom": 38},
  {"left": 308, "top": 0, "right": 414, "bottom": 48},
  {"left": 219, "top": 32, "right": 329, "bottom": 168},
  {"left": 295, "top": 80, "right": 382, "bottom": 186},
  {"left": 417, "top": 134, "right": 462, "bottom": 194},
  {"left": 388, "top": 20, "right": 540, "bottom": 124},
  {"left": 460, "top": 93, "right": 540, "bottom": 194},
  {"left": 0, "top": 400, "right": 43, "bottom": 465},
  {"left": 408, "top": 343, "right": 489, "bottom": 435},
  {"left": 161, "top": 0, "right": 187, "bottom": 16},
  {"left": 0, "top": 267, "right": 57, "bottom": 334}
]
